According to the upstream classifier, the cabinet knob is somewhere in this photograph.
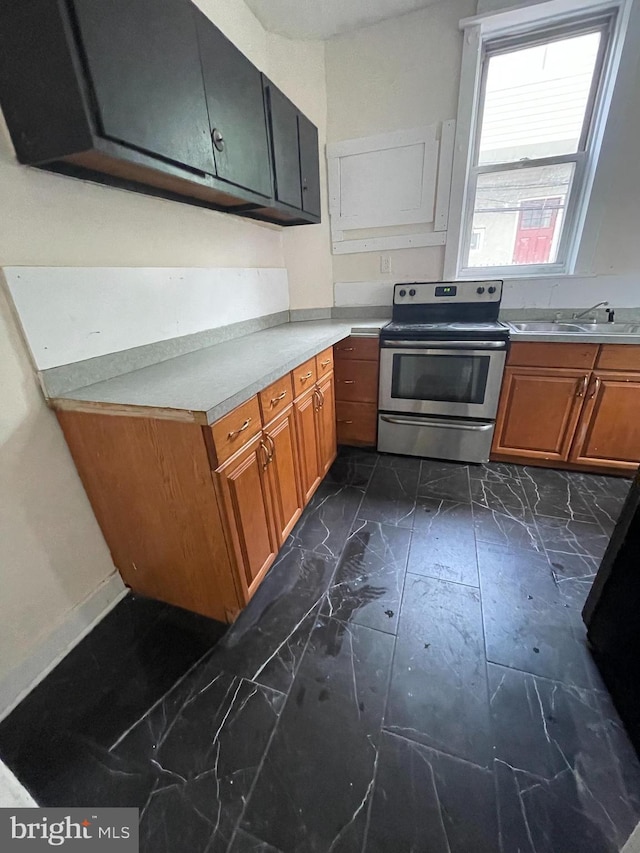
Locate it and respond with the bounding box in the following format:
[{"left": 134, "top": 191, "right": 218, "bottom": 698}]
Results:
[{"left": 212, "top": 129, "right": 225, "bottom": 152}]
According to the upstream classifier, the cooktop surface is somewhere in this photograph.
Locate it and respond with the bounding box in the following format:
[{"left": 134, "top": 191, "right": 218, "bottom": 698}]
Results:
[{"left": 381, "top": 320, "right": 510, "bottom": 340}]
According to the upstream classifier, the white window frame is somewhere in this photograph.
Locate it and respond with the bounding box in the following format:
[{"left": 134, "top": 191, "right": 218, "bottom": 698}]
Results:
[{"left": 444, "top": 0, "right": 635, "bottom": 281}]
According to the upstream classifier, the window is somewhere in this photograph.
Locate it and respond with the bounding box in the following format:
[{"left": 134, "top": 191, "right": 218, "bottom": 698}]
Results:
[{"left": 452, "top": 9, "right": 620, "bottom": 278}]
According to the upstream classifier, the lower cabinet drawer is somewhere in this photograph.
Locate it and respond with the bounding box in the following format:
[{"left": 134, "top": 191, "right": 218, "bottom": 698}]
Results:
[
  {"left": 334, "top": 359, "right": 379, "bottom": 402},
  {"left": 334, "top": 336, "right": 379, "bottom": 361},
  {"left": 209, "top": 395, "right": 262, "bottom": 466},
  {"left": 336, "top": 401, "right": 378, "bottom": 446},
  {"left": 597, "top": 344, "right": 640, "bottom": 372}
]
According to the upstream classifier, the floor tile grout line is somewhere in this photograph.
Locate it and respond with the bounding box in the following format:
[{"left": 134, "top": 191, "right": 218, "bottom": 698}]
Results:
[
  {"left": 360, "top": 516, "right": 409, "bottom": 853},
  {"left": 405, "top": 569, "right": 480, "bottom": 591},
  {"left": 225, "top": 594, "right": 326, "bottom": 853},
  {"left": 474, "top": 506, "right": 501, "bottom": 830},
  {"left": 485, "top": 657, "right": 603, "bottom": 690},
  {"left": 228, "top": 460, "right": 372, "bottom": 852},
  {"left": 382, "top": 727, "right": 495, "bottom": 773},
  {"left": 107, "top": 631, "right": 228, "bottom": 754}
]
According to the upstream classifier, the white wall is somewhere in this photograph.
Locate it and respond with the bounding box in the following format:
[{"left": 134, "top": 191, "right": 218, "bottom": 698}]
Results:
[
  {"left": 268, "top": 35, "right": 334, "bottom": 310},
  {"left": 0, "top": 0, "right": 330, "bottom": 715},
  {"left": 325, "top": 0, "right": 477, "bottom": 295},
  {"left": 6, "top": 267, "right": 289, "bottom": 369},
  {"left": 326, "top": 0, "right": 640, "bottom": 310}
]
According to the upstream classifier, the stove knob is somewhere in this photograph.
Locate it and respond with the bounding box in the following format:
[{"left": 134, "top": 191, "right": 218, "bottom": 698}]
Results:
[
  {"left": 488, "top": 285, "right": 497, "bottom": 294},
  {"left": 409, "top": 288, "right": 416, "bottom": 297},
  {"left": 398, "top": 289, "right": 407, "bottom": 297},
  {"left": 476, "top": 286, "right": 485, "bottom": 294}
]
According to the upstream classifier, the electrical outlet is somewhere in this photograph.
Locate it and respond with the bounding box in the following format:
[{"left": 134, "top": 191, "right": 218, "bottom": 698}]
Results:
[{"left": 380, "top": 255, "right": 392, "bottom": 274}]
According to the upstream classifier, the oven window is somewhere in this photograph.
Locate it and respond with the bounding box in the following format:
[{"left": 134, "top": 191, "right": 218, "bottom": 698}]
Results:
[{"left": 391, "top": 353, "right": 490, "bottom": 404}]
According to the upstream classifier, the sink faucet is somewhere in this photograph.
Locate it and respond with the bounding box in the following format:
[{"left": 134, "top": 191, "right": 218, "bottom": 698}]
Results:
[{"left": 572, "top": 301, "right": 609, "bottom": 321}]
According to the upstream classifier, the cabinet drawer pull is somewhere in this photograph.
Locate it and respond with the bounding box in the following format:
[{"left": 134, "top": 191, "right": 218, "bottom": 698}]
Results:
[
  {"left": 270, "top": 390, "right": 287, "bottom": 406},
  {"left": 228, "top": 417, "right": 251, "bottom": 439},
  {"left": 259, "top": 439, "right": 270, "bottom": 469},
  {"left": 576, "top": 374, "right": 589, "bottom": 397},
  {"left": 337, "top": 419, "right": 353, "bottom": 424},
  {"left": 338, "top": 347, "right": 354, "bottom": 352},
  {"left": 321, "top": 359, "right": 331, "bottom": 367},
  {"left": 265, "top": 433, "right": 276, "bottom": 462},
  {"left": 342, "top": 380, "right": 355, "bottom": 384},
  {"left": 589, "top": 376, "right": 601, "bottom": 399},
  {"left": 300, "top": 371, "right": 313, "bottom": 381}
]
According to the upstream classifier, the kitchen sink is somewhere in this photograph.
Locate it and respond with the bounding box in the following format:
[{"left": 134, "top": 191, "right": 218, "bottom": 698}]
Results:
[
  {"left": 575, "top": 322, "right": 640, "bottom": 334},
  {"left": 507, "top": 322, "right": 586, "bottom": 332},
  {"left": 507, "top": 321, "right": 640, "bottom": 336}
]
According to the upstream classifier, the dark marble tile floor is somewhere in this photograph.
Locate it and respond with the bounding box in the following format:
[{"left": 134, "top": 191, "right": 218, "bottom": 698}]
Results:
[{"left": 1, "top": 448, "right": 638, "bottom": 852}]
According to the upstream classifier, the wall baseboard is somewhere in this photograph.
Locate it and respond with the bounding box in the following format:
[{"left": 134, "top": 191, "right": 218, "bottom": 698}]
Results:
[{"left": 0, "top": 572, "right": 127, "bottom": 723}]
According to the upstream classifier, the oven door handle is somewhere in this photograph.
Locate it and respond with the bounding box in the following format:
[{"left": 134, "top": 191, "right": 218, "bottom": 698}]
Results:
[
  {"left": 379, "top": 415, "right": 494, "bottom": 432},
  {"left": 381, "top": 340, "right": 507, "bottom": 350}
]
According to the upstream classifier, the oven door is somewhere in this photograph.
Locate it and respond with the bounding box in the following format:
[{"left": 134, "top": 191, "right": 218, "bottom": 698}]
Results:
[{"left": 379, "top": 340, "right": 507, "bottom": 419}]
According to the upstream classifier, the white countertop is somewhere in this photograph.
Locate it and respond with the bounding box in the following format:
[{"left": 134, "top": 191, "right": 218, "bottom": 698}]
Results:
[{"left": 55, "top": 319, "right": 386, "bottom": 424}]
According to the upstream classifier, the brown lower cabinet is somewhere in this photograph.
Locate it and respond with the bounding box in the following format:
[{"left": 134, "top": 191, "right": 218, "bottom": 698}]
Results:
[
  {"left": 493, "top": 367, "right": 588, "bottom": 462},
  {"left": 570, "top": 371, "right": 640, "bottom": 470},
  {"left": 334, "top": 336, "right": 380, "bottom": 447},
  {"left": 492, "top": 342, "right": 640, "bottom": 474},
  {"left": 56, "top": 357, "right": 336, "bottom": 623},
  {"left": 293, "top": 370, "right": 337, "bottom": 501},
  {"left": 215, "top": 432, "right": 279, "bottom": 603}
]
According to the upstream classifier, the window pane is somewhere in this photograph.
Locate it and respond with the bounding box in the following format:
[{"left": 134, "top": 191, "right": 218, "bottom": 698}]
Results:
[
  {"left": 478, "top": 31, "right": 601, "bottom": 165},
  {"left": 466, "top": 164, "right": 575, "bottom": 268}
]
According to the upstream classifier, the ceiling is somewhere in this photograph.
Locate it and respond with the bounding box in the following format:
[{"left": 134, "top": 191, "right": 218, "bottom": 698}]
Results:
[{"left": 244, "top": 0, "right": 444, "bottom": 40}]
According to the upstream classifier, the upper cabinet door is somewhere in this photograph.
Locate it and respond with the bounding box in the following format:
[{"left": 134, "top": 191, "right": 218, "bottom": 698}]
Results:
[
  {"left": 266, "top": 82, "right": 302, "bottom": 210},
  {"left": 298, "top": 114, "right": 321, "bottom": 217},
  {"left": 194, "top": 12, "right": 272, "bottom": 198},
  {"left": 71, "top": 0, "right": 215, "bottom": 174}
]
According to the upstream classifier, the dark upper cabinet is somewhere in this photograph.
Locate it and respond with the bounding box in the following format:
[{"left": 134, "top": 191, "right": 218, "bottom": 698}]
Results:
[
  {"left": 0, "top": 0, "right": 319, "bottom": 226},
  {"left": 194, "top": 9, "right": 272, "bottom": 198},
  {"left": 298, "top": 113, "right": 321, "bottom": 218},
  {"left": 71, "top": 0, "right": 215, "bottom": 174},
  {"left": 257, "top": 79, "right": 321, "bottom": 225},
  {"left": 266, "top": 83, "right": 303, "bottom": 210}
]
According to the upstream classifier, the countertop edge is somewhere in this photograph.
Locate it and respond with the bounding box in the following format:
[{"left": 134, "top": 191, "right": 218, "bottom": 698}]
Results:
[
  {"left": 203, "top": 327, "right": 354, "bottom": 423},
  {"left": 508, "top": 330, "right": 640, "bottom": 344},
  {"left": 52, "top": 321, "right": 382, "bottom": 425}
]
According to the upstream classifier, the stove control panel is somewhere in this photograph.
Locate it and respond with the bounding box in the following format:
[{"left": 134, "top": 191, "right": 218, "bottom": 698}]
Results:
[{"left": 393, "top": 281, "right": 502, "bottom": 306}]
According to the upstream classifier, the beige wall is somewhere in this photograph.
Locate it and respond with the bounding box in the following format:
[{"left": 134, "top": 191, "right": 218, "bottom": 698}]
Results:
[
  {"left": 324, "top": 0, "right": 476, "bottom": 293},
  {"left": 268, "top": 34, "right": 333, "bottom": 309},
  {"left": 0, "top": 282, "right": 117, "bottom": 694},
  {"left": 324, "top": 0, "right": 640, "bottom": 306},
  {"left": 0, "top": 0, "right": 330, "bottom": 703}
]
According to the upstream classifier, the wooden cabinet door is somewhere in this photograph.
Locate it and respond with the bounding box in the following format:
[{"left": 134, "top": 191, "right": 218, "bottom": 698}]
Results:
[
  {"left": 298, "top": 113, "right": 320, "bottom": 217},
  {"left": 216, "top": 434, "right": 278, "bottom": 602},
  {"left": 294, "top": 387, "right": 322, "bottom": 503},
  {"left": 72, "top": 0, "right": 215, "bottom": 174},
  {"left": 264, "top": 406, "right": 303, "bottom": 544},
  {"left": 316, "top": 372, "right": 337, "bottom": 476},
  {"left": 492, "top": 367, "right": 589, "bottom": 461},
  {"left": 570, "top": 372, "right": 640, "bottom": 471},
  {"left": 265, "top": 80, "right": 302, "bottom": 210},
  {"left": 194, "top": 10, "right": 272, "bottom": 197}
]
